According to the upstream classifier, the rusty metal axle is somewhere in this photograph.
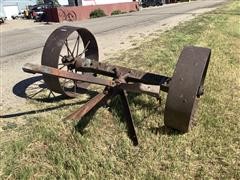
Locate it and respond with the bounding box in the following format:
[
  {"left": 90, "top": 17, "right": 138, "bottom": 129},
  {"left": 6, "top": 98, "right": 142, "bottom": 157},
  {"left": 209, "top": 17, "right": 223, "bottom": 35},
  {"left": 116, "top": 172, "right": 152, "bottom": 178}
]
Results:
[
  {"left": 22, "top": 26, "right": 211, "bottom": 145},
  {"left": 23, "top": 63, "right": 164, "bottom": 98}
]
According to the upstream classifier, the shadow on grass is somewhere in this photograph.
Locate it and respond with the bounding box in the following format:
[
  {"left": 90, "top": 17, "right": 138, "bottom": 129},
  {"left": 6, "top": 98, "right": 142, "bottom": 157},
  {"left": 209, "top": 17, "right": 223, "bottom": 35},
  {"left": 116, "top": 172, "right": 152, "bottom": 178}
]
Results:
[
  {"left": 75, "top": 109, "right": 99, "bottom": 134},
  {"left": 107, "top": 92, "right": 179, "bottom": 136},
  {"left": 12, "top": 76, "right": 66, "bottom": 102},
  {"left": 1, "top": 76, "right": 98, "bottom": 119},
  {"left": 108, "top": 93, "right": 181, "bottom": 136},
  {"left": 0, "top": 99, "right": 91, "bottom": 119},
  {"left": 149, "top": 126, "right": 182, "bottom": 136},
  {"left": 11, "top": 76, "right": 180, "bottom": 137},
  {"left": 13, "top": 76, "right": 97, "bottom": 102},
  {"left": 12, "top": 76, "right": 92, "bottom": 102},
  {"left": 74, "top": 92, "right": 137, "bottom": 137},
  {"left": 13, "top": 75, "right": 43, "bottom": 97}
]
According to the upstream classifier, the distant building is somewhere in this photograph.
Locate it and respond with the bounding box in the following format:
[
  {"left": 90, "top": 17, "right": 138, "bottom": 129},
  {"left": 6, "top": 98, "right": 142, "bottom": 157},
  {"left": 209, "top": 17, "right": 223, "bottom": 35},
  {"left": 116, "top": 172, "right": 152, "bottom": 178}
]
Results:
[
  {"left": 44, "top": 0, "right": 138, "bottom": 7},
  {"left": 46, "top": 0, "right": 139, "bottom": 22},
  {"left": 80, "top": 0, "right": 138, "bottom": 6},
  {"left": 0, "top": 0, "right": 36, "bottom": 19},
  {"left": 65, "top": 0, "right": 138, "bottom": 7}
]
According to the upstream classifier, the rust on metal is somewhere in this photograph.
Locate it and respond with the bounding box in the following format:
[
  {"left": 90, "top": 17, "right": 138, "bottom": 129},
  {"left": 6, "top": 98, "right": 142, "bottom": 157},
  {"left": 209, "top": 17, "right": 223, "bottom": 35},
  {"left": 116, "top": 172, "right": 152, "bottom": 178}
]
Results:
[
  {"left": 164, "top": 46, "right": 211, "bottom": 132},
  {"left": 23, "top": 63, "right": 114, "bottom": 87},
  {"left": 118, "top": 83, "right": 160, "bottom": 98},
  {"left": 23, "top": 63, "right": 164, "bottom": 98},
  {"left": 65, "top": 90, "right": 113, "bottom": 120},
  {"left": 119, "top": 90, "right": 138, "bottom": 146},
  {"left": 41, "top": 26, "right": 99, "bottom": 97},
  {"left": 22, "top": 26, "right": 212, "bottom": 145},
  {"left": 75, "top": 56, "right": 170, "bottom": 87}
]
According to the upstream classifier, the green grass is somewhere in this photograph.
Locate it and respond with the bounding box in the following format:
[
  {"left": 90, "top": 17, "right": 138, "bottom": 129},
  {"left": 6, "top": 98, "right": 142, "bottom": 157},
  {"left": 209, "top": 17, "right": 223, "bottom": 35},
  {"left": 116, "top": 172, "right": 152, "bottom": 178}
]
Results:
[
  {"left": 1, "top": 1, "right": 240, "bottom": 179},
  {"left": 90, "top": 9, "right": 106, "bottom": 18}
]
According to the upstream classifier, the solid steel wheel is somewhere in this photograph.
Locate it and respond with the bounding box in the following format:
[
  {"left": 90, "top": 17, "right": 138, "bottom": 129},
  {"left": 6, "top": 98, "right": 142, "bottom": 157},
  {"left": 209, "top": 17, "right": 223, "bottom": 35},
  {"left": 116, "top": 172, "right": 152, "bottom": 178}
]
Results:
[
  {"left": 41, "top": 26, "right": 99, "bottom": 97},
  {"left": 164, "top": 46, "right": 211, "bottom": 132}
]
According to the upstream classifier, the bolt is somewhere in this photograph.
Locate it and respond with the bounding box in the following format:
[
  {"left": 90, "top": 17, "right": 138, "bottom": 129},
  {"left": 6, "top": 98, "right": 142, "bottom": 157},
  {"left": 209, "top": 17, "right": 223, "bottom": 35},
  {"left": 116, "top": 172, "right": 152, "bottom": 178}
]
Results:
[{"left": 197, "top": 86, "right": 204, "bottom": 97}]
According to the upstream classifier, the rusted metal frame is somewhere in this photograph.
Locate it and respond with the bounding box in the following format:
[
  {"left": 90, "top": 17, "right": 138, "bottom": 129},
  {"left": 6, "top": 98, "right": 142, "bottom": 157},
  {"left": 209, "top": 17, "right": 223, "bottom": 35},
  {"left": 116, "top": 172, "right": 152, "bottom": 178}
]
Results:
[
  {"left": 23, "top": 63, "right": 114, "bottom": 87},
  {"left": 65, "top": 87, "right": 139, "bottom": 145},
  {"left": 113, "top": 69, "right": 139, "bottom": 145},
  {"left": 119, "top": 90, "right": 138, "bottom": 146},
  {"left": 118, "top": 83, "right": 160, "bottom": 98},
  {"left": 75, "top": 58, "right": 170, "bottom": 91},
  {"left": 23, "top": 63, "right": 162, "bottom": 97},
  {"left": 113, "top": 68, "right": 161, "bottom": 98},
  {"left": 65, "top": 89, "right": 115, "bottom": 120}
]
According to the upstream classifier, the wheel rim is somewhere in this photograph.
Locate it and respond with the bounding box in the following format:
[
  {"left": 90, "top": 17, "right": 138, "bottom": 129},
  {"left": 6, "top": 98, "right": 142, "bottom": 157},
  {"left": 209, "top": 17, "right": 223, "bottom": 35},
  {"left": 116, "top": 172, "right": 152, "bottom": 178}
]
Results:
[
  {"left": 41, "top": 26, "right": 99, "bottom": 97},
  {"left": 164, "top": 46, "right": 211, "bottom": 132}
]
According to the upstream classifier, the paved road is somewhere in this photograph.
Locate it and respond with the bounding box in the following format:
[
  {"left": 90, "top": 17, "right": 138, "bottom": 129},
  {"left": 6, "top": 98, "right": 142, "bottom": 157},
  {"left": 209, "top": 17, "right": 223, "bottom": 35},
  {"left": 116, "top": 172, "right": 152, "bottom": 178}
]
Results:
[{"left": 1, "top": 0, "right": 227, "bottom": 58}]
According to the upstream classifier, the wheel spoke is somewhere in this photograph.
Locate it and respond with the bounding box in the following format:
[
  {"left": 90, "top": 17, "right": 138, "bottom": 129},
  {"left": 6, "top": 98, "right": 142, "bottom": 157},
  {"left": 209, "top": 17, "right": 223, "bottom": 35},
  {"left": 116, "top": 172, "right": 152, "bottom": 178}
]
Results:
[
  {"left": 65, "top": 39, "right": 70, "bottom": 56},
  {"left": 28, "top": 87, "right": 46, "bottom": 98},
  {"left": 72, "top": 35, "right": 80, "bottom": 56},
  {"left": 76, "top": 36, "right": 80, "bottom": 57},
  {"left": 65, "top": 39, "right": 74, "bottom": 57},
  {"left": 78, "top": 40, "right": 90, "bottom": 57},
  {"left": 59, "top": 65, "right": 67, "bottom": 70},
  {"left": 42, "top": 27, "right": 98, "bottom": 98},
  {"left": 48, "top": 90, "right": 56, "bottom": 98}
]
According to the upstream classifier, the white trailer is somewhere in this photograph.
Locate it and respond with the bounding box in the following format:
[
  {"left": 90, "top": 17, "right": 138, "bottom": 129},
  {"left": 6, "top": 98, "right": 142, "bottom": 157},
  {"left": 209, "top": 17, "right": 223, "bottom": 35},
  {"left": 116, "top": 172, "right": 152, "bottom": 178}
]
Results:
[{"left": 3, "top": 5, "right": 19, "bottom": 19}]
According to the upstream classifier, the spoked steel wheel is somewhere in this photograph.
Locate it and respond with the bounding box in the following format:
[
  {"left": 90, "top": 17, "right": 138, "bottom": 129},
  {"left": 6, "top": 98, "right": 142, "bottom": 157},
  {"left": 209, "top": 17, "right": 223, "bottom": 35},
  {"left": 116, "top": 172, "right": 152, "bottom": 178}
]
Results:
[
  {"left": 41, "top": 26, "right": 99, "bottom": 97},
  {"left": 164, "top": 46, "right": 211, "bottom": 132}
]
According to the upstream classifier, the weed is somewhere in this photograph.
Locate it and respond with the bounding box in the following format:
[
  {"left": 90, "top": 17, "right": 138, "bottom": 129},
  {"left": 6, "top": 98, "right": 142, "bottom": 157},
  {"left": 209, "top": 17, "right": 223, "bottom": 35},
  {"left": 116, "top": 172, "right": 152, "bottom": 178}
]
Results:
[
  {"left": 111, "top": 10, "right": 122, "bottom": 15},
  {"left": 90, "top": 9, "right": 106, "bottom": 18}
]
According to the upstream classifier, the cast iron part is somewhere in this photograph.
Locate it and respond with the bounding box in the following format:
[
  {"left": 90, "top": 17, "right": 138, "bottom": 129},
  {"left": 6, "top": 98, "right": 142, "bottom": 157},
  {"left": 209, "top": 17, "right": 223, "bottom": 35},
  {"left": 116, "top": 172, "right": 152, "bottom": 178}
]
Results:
[{"left": 22, "top": 26, "right": 211, "bottom": 145}]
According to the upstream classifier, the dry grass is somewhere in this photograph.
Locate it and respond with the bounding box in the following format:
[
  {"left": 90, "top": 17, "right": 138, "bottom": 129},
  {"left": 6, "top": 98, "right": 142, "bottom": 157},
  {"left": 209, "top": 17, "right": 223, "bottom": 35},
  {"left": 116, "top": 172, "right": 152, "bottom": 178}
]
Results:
[{"left": 0, "top": 1, "right": 239, "bottom": 179}]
